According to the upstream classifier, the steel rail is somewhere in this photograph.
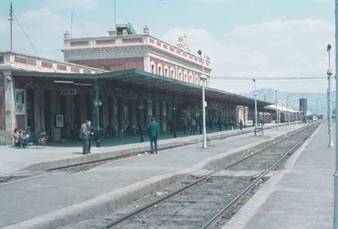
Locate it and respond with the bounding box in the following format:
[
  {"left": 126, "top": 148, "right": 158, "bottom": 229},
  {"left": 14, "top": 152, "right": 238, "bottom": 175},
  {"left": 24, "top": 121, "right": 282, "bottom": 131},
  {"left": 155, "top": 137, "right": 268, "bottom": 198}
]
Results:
[
  {"left": 201, "top": 125, "right": 318, "bottom": 229},
  {"left": 103, "top": 124, "right": 314, "bottom": 229}
]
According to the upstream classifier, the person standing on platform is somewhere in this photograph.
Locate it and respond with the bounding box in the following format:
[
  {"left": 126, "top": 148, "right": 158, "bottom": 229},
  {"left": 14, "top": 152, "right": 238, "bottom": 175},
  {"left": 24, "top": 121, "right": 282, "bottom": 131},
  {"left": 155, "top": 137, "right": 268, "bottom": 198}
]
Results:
[
  {"left": 80, "top": 120, "right": 90, "bottom": 154},
  {"left": 86, "top": 120, "right": 94, "bottom": 153},
  {"left": 148, "top": 117, "right": 160, "bottom": 154},
  {"left": 239, "top": 119, "right": 244, "bottom": 131}
]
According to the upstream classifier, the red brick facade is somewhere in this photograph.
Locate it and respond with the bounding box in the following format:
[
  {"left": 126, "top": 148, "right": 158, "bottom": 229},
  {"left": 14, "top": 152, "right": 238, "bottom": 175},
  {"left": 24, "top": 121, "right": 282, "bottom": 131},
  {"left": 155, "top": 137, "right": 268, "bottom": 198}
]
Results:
[{"left": 70, "top": 57, "right": 145, "bottom": 72}]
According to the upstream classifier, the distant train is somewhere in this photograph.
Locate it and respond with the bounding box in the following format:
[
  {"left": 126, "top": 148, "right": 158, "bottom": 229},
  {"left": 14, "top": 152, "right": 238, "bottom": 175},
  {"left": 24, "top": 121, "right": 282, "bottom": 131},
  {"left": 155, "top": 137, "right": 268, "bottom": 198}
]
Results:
[{"left": 262, "top": 105, "right": 306, "bottom": 124}]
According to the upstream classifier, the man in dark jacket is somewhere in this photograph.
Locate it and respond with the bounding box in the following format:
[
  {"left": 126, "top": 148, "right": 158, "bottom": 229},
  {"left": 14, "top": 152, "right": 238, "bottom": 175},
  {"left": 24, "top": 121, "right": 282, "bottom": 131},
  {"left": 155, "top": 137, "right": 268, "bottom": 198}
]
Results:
[
  {"left": 80, "top": 120, "right": 90, "bottom": 154},
  {"left": 148, "top": 117, "right": 160, "bottom": 154}
]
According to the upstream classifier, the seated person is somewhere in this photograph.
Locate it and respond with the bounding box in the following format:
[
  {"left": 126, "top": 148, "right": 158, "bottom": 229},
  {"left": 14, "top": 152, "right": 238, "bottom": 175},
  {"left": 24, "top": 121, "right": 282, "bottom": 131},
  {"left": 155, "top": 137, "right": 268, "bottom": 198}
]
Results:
[
  {"left": 38, "top": 132, "right": 48, "bottom": 145},
  {"left": 13, "top": 128, "right": 20, "bottom": 147},
  {"left": 18, "top": 130, "right": 29, "bottom": 148}
]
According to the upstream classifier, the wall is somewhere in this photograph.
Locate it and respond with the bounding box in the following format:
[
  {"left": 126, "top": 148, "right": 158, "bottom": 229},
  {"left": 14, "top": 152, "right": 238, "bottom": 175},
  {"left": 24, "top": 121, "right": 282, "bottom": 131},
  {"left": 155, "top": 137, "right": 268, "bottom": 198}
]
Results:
[{"left": 70, "top": 57, "right": 145, "bottom": 72}]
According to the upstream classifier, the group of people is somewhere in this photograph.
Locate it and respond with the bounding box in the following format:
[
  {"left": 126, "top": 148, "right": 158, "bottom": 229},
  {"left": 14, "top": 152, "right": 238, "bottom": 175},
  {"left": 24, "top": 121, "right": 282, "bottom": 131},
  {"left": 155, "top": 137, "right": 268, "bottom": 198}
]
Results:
[
  {"left": 181, "top": 117, "right": 200, "bottom": 135},
  {"left": 80, "top": 117, "right": 161, "bottom": 155},
  {"left": 13, "top": 128, "right": 30, "bottom": 148}
]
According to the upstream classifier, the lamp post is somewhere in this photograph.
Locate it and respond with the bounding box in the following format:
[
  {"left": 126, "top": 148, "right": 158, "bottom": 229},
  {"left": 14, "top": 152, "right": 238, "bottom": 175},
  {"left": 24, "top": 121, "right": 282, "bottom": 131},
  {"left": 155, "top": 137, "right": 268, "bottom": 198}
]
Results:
[
  {"left": 138, "top": 102, "right": 144, "bottom": 142},
  {"left": 334, "top": 1, "right": 338, "bottom": 226},
  {"left": 286, "top": 96, "right": 290, "bottom": 125},
  {"left": 253, "top": 79, "right": 258, "bottom": 135},
  {"left": 172, "top": 105, "right": 177, "bottom": 138},
  {"left": 327, "top": 44, "right": 334, "bottom": 148},
  {"left": 275, "top": 90, "right": 279, "bottom": 129},
  {"left": 93, "top": 81, "right": 102, "bottom": 147},
  {"left": 198, "top": 50, "right": 207, "bottom": 149},
  {"left": 94, "top": 81, "right": 102, "bottom": 130}
]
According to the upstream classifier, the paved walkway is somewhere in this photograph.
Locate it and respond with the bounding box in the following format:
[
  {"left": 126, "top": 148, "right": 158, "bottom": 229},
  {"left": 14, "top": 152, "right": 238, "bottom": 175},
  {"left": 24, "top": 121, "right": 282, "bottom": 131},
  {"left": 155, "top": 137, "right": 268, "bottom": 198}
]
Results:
[
  {"left": 223, "top": 122, "right": 334, "bottom": 229},
  {"left": 0, "top": 124, "right": 301, "bottom": 228},
  {"left": 0, "top": 124, "right": 279, "bottom": 176},
  {"left": 0, "top": 130, "right": 226, "bottom": 176}
]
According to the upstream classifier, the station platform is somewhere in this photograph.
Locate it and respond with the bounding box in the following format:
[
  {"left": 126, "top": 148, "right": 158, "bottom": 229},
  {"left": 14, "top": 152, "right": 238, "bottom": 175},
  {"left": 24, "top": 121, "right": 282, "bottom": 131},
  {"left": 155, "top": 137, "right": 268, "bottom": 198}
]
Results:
[
  {"left": 0, "top": 124, "right": 303, "bottom": 228},
  {"left": 223, "top": 123, "right": 334, "bottom": 229},
  {"left": 0, "top": 123, "right": 279, "bottom": 176}
]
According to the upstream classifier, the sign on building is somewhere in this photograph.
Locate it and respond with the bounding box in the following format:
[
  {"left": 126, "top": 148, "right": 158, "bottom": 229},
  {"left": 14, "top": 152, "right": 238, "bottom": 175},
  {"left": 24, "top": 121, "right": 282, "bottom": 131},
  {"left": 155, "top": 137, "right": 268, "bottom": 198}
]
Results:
[
  {"left": 55, "top": 114, "right": 64, "bottom": 127},
  {"left": 61, "top": 88, "right": 77, "bottom": 96},
  {"left": 15, "top": 89, "right": 26, "bottom": 115}
]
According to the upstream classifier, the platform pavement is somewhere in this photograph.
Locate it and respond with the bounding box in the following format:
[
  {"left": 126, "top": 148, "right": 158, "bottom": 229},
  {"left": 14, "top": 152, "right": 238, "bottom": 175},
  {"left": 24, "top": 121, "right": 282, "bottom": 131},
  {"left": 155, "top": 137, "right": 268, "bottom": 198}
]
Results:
[
  {"left": 0, "top": 123, "right": 283, "bottom": 176},
  {"left": 223, "top": 122, "right": 333, "bottom": 229},
  {"left": 0, "top": 123, "right": 304, "bottom": 228}
]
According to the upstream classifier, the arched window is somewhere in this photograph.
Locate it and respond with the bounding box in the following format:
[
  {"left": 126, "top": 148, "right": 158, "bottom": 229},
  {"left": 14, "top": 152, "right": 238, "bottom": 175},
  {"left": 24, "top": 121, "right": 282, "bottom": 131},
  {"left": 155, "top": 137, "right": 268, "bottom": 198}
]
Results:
[
  {"left": 157, "top": 63, "right": 163, "bottom": 75},
  {"left": 178, "top": 71, "right": 182, "bottom": 81},
  {"left": 151, "top": 61, "right": 156, "bottom": 74},
  {"left": 164, "top": 66, "right": 169, "bottom": 77},
  {"left": 170, "top": 68, "right": 175, "bottom": 79}
]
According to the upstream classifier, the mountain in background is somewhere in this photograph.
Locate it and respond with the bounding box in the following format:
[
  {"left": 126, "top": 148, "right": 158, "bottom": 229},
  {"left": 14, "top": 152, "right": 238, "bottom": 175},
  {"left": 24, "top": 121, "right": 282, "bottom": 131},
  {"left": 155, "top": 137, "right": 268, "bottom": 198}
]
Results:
[{"left": 241, "top": 88, "right": 336, "bottom": 115}]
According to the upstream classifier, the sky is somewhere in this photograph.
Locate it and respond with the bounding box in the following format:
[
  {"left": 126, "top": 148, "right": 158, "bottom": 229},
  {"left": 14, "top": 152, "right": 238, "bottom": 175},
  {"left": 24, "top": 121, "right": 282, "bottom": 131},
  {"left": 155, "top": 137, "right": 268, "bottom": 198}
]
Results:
[{"left": 0, "top": 0, "right": 335, "bottom": 94}]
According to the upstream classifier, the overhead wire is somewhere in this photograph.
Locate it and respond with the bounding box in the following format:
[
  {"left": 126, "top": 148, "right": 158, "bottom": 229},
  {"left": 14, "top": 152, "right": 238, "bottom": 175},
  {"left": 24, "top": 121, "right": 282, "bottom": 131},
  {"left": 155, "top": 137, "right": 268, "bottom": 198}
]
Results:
[
  {"left": 14, "top": 14, "right": 39, "bottom": 55},
  {"left": 211, "top": 75, "right": 328, "bottom": 81}
]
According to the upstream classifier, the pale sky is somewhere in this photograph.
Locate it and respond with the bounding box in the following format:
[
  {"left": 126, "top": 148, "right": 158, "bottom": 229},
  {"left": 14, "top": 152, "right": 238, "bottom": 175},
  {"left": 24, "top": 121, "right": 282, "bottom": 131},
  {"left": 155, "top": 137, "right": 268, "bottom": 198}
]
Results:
[{"left": 0, "top": 0, "right": 335, "bottom": 93}]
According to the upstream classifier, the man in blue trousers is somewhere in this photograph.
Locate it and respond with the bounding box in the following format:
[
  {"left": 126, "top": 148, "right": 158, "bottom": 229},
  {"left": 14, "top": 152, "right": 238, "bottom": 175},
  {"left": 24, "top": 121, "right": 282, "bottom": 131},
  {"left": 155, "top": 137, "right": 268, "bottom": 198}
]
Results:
[{"left": 148, "top": 117, "right": 160, "bottom": 154}]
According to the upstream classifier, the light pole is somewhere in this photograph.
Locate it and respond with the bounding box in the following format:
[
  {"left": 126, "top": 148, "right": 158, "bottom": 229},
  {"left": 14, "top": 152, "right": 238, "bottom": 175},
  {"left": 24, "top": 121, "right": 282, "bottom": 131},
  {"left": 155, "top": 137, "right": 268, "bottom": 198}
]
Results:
[
  {"left": 94, "top": 81, "right": 102, "bottom": 130},
  {"left": 327, "top": 44, "right": 334, "bottom": 147},
  {"left": 253, "top": 79, "right": 258, "bottom": 135},
  {"left": 275, "top": 90, "right": 279, "bottom": 129},
  {"left": 334, "top": 1, "right": 338, "bottom": 226},
  {"left": 172, "top": 105, "right": 177, "bottom": 138},
  {"left": 286, "top": 96, "right": 290, "bottom": 125},
  {"left": 9, "top": 1, "right": 14, "bottom": 51},
  {"left": 198, "top": 50, "right": 208, "bottom": 149}
]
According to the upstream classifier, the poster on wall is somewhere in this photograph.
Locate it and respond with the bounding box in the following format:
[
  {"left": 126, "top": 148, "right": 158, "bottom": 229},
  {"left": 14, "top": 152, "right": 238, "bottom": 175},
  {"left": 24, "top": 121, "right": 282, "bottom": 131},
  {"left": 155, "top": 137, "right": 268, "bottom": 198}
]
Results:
[
  {"left": 15, "top": 89, "right": 26, "bottom": 115},
  {"left": 55, "top": 115, "right": 64, "bottom": 128}
]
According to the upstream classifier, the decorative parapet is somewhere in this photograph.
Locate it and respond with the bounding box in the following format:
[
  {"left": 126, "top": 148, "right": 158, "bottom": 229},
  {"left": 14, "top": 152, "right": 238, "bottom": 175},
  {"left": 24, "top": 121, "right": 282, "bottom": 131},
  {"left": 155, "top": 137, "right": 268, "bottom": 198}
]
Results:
[
  {"left": 0, "top": 52, "right": 106, "bottom": 74},
  {"left": 63, "top": 34, "right": 211, "bottom": 71}
]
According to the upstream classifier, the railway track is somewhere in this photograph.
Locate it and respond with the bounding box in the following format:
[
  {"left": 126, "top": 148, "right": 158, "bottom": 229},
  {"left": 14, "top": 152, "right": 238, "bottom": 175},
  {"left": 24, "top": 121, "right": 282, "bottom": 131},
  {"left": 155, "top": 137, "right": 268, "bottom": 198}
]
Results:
[{"left": 96, "top": 123, "right": 319, "bottom": 229}]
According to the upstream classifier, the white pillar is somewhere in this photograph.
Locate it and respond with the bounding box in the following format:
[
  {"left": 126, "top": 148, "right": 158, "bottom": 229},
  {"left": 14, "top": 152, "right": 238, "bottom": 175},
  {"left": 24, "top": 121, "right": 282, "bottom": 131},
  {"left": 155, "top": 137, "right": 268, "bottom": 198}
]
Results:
[{"left": 4, "top": 71, "right": 15, "bottom": 132}]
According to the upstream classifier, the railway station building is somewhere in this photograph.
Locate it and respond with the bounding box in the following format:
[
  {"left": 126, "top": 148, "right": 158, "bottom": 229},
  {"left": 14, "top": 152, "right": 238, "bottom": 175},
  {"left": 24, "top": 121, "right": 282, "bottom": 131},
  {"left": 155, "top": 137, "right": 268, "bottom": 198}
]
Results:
[{"left": 0, "top": 24, "right": 270, "bottom": 144}]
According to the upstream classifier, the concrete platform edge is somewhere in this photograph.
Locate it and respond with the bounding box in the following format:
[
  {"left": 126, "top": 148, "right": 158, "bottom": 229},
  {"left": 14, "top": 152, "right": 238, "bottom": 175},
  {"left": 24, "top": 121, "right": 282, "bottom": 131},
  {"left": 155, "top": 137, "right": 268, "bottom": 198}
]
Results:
[{"left": 221, "top": 123, "right": 322, "bottom": 229}]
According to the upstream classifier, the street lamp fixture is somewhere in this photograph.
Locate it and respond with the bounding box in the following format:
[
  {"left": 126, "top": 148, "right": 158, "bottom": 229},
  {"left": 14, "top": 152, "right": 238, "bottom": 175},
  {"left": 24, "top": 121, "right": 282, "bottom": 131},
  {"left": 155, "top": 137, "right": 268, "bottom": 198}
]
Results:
[{"left": 94, "top": 99, "right": 102, "bottom": 107}]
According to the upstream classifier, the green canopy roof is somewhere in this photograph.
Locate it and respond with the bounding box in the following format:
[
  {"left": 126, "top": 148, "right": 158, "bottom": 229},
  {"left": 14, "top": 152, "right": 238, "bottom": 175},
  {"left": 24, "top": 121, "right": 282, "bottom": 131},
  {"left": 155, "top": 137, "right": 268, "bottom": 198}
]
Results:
[{"left": 12, "top": 68, "right": 271, "bottom": 107}]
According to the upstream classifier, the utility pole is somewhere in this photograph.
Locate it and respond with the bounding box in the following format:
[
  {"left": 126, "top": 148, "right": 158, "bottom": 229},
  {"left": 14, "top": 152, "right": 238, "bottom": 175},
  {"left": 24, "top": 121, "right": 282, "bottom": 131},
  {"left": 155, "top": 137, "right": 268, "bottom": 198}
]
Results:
[
  {"left": 114, "top": 0, "right": 117, "bottom": 27},
  {"left": 334, "top": 0, "right": 338, "bottom": 226},
  {"left": 253, "top": 79, "right": 258, "bottom": 135},
  {"left": 327, "top": 44, "right": 334, "bottom": 148},
  {"left": 275, "top": 90, "right": 279, "bottom": 129},
  {"left": 70, "top": 12, "right": 73, "bottom": 38},
  {"left": 198, "top": 50, "right": 207, "bottom": 149},
  {"left": 9, "top": 1, "right": 14, "bottom": 51},
  {"left": 286, "top": 96, "right": 290, "bottom": 124}
]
